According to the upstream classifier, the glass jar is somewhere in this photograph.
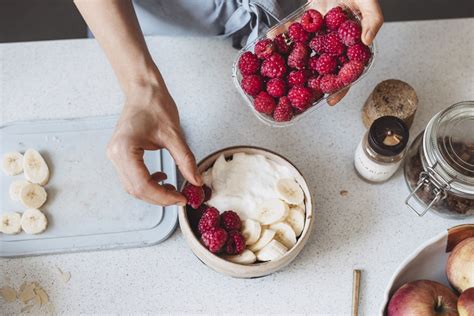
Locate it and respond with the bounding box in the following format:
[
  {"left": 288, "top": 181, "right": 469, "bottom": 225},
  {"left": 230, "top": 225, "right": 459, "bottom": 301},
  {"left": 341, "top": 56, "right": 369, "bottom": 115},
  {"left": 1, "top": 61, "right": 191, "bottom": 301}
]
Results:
[{"left": 404, "top": 101, "right": 474, "bottom": 219}]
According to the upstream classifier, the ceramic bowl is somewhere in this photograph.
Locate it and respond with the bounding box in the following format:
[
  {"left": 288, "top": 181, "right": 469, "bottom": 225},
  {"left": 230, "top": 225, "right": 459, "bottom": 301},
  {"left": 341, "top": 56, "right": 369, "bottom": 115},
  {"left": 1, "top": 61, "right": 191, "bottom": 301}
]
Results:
[
  {"left": 178, "top": 146, "right": 315, "bottom": 278},
  {"left": 380, "top": 224, "right": 474, "bottom": 315}
]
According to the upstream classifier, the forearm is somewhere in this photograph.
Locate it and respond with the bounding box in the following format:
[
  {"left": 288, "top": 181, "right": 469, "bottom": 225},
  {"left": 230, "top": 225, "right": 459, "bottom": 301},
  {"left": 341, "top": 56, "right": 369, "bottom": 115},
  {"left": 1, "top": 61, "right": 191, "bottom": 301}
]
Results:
[{"left": 74, "top": 0, "right": 164, "bottom": 95}]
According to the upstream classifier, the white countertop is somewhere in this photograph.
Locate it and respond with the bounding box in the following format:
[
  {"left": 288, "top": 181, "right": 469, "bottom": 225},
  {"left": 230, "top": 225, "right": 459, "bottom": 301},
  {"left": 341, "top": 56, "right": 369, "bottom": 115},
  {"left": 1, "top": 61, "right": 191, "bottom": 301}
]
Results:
[{"left": 1, "top": 18, "right": 473, "bottom": 315}]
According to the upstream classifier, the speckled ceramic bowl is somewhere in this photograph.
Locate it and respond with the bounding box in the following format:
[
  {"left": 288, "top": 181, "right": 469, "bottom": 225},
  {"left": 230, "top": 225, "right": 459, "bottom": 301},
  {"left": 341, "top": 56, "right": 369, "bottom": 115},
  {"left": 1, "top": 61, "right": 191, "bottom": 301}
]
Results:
[{"left": 178, "top": 146, "right": 315, "bottom": 278}]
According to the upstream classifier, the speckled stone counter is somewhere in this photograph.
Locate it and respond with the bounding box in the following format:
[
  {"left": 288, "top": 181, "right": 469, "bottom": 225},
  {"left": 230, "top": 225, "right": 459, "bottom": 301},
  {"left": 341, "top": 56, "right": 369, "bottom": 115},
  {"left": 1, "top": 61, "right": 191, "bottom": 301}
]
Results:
[{"left": 1, "top": 18, "right": 473, "bottom": 315}]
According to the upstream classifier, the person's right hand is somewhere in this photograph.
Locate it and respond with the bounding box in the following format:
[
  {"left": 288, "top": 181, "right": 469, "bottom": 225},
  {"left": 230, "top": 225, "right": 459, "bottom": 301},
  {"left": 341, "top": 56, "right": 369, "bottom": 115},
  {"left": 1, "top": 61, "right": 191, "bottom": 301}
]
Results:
[{"left": 107, "top": 80, "right": 203, "bottom": 206}]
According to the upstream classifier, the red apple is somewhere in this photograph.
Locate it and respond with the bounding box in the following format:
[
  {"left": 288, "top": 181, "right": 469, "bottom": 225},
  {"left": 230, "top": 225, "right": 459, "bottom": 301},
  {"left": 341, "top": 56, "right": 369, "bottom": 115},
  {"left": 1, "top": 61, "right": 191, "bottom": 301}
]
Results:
[
  {"left": 388, "top": 280, "right": 458, "bottom": 316},
  {"left": 447, "top": 237, "right": 474, "bottom": 293},
  {"left": 458, "top": 287, "right": 474, "bottom": 316}
]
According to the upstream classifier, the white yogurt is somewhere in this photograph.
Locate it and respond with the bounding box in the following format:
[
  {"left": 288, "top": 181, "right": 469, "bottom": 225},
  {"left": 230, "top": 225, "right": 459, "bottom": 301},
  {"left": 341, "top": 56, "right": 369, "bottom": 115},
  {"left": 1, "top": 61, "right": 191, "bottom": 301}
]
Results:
[{"left": 203, "top": 153, "right": 294, "bottom": 220}]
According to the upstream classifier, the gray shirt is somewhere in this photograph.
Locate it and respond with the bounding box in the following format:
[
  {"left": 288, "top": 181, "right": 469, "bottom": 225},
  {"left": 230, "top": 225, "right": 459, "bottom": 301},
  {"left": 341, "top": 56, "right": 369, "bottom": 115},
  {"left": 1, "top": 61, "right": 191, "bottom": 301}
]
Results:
[{"left": 133, "top": 0, "right": 305, "bottom": 48}]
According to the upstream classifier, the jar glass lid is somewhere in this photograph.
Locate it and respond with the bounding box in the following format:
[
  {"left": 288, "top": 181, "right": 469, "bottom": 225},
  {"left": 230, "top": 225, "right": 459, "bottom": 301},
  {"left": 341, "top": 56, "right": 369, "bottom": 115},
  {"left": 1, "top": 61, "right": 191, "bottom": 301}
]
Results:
[{"left": 424, "top": 101, "right": 474, "bottom": 195}]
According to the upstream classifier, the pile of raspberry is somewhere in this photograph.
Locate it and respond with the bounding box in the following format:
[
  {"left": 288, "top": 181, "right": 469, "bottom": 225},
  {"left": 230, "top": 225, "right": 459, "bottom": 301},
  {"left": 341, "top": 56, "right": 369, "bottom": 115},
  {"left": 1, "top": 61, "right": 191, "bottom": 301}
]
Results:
[
  {"left": 183, "top": 184, "right": 245, "bottom": 255},
  {"left": 237, "top": 7, "right": 372, "bottom": 122}
]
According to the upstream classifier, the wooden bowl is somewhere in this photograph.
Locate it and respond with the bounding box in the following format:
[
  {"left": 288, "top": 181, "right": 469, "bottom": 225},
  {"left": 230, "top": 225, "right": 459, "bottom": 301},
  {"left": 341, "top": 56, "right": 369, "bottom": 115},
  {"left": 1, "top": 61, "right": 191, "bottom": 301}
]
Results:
[{"left": 178, "top": 146, "right": 315, "bottom": 278}]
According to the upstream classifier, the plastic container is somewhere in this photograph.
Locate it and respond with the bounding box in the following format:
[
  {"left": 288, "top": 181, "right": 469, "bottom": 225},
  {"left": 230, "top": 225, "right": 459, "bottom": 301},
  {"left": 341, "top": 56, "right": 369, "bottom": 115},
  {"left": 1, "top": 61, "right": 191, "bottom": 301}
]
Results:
[
  {"left": 232, "top": 1, "right": 376, "bottom": 127},
  {"left": 404, "top": 101, "right": 474, "bottom": 219}
]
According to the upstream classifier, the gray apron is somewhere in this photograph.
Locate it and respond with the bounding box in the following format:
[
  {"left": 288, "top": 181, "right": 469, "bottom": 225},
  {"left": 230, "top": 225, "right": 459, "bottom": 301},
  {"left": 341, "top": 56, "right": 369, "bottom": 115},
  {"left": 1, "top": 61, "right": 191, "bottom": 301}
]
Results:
[{"left": 133, "top": 0, "right": 305, "bottom": 48}]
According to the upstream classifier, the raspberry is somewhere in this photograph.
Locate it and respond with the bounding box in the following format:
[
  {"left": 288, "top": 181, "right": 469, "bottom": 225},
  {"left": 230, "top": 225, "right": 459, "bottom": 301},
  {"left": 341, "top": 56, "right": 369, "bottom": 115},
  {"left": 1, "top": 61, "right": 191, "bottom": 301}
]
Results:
[
  {"left": 287, "top": 70, "right": 309, "bottom": 87},
  {"left": 337, "top": 54, "right": 349, "bottom": 66},
  {"left": 307, "top": 75, "right": 324, "bottom": 95},
  {"left": 266, "top": 78, "right": 287, "bottom": 98},
  {"left": 241, "top": 75, "right": 263, "bottom": 96},
  {"left": 254, "top": 38, "right": 275, "bottom": 59},
  {"left": 238, "top": 52, "right": 260, "bottom": 75},
  {"left": 188, "top": 205, "right": 207, "bottom": 235},
  {"left": 338, "top": 60, "right": 365, "bottom": 85},
  {"left": 198, "top": 207, "right": 220, "bottom": 234},
  {"left": 338, "top": 20, "right": 361, "bottom": 46},
  {"left": 273, "top": 33, "right": 292, "bottom": 54},
  {"left": 320, "top": 74, "right": 344, "bottom": 93},
  {"left": 347, "top": 43, "right": 372, "bottom": 64},
  {"left": 202, "top": 227, "right": 228, "bottom": 253},
  {"left": 287, "top": 42, "right": 309, "bottom": 70},
  {"left": 309, "top": 33, "right": 326, "bottom": 54},
  {"left": 288, "top": 22, "right": 310, "bottom": 43},
  {"left": 308, "top": 56, "right": 319, "bottom": 72},
  {"left": 288, "top": 86, "right": 313, "bottom": 111},
  {"left": 260, "top": 53, "right": 286, "bottom": 78},
  {"left": 315, "top": 54, "right": 337, "bottom": 74},
  {"left": 301, "top": 9, "right": 324, "bottom": 33},
  {"left": 225, "top": 231, "right": 246, "bottom": 255},
  {"left": 324, "top": 6, "right": 348, "bottom": 30},
  {"left": 182, "top": 184, "right": 204, "bottom": 209},
  {"left": 324, "top": 33, "right": 345, "bottom": 56},
  {"left": 221, "top": 210, "right": 242, "bottom": 231},
  {"left": 203, "top": 185, "right": 212, "bottom": 202},
  {"left": 253, "top": 91, "right": 276, "bottom": 114},
  {"left": 273, "top": 96, "right": 294, "bottom": 122}
]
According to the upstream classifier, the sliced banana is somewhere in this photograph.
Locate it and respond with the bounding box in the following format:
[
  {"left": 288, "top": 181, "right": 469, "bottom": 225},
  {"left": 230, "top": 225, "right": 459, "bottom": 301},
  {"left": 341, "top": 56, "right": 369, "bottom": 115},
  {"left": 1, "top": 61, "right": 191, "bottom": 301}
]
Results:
[
  {"left": 256, "top": 240, "right": 288, "bottom": 262},
  {"left": 21, "top": 209, "right": 48, "bottom": 234},
  {"left": 241, "top": 219, "right": 262, "bottom": 245},
  {"left": 249, "top": 228, "right": 276, "bottom": 252},
  {"left": 255, "top": 199, "right": 289, "bottom": 225},
  {"left": 19, "top": 183, "right": 47, "bottom": 209},
  {"left": 223, "top": 249, "right": 257, "bottom": 264},
  {"left": 23, "top": 149, "right": 50, "bottom": 185},
  {"left": 276, "top": 178, "right": 304, "bottom": 205},
  {"left": 0, "top": 212, "right": 22, "bottom": 234},
  {"left": 9, "top": 179, "right": 30, "bottom": 201},
  {"left": 2, "top": 152, "right": 24, "bottom": 176},
  {"left": 270, "top": 222, "right": 297, "bottom": 249},
  {"left": 286, "top": 205, "right": 305, "bottom": 237}
]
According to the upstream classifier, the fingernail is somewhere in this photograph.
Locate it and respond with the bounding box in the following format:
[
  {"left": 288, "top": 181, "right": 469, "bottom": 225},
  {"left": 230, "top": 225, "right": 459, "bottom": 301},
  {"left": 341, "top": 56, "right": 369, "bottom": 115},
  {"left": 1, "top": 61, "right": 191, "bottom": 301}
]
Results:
[{"left": 364, "top": 30, "right": 373, "bottom": 45}]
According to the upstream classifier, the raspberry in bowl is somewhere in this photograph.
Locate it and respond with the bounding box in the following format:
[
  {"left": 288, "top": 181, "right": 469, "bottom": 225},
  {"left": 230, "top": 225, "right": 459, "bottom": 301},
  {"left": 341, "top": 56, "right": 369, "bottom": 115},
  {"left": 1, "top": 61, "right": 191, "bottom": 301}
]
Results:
[
  {"left": 232, "top": 1, "right": 375, "bottom": 127},
  {"left": 178, "top": 146, "right": 314, "bottom": 278}
]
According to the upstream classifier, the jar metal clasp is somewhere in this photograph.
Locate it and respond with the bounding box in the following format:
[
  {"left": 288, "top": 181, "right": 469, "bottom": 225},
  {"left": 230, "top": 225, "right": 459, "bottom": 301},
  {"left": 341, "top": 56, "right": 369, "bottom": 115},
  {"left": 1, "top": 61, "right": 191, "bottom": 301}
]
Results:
[{"left": 405, "top": 163, "right": 450, "bottom": 217}]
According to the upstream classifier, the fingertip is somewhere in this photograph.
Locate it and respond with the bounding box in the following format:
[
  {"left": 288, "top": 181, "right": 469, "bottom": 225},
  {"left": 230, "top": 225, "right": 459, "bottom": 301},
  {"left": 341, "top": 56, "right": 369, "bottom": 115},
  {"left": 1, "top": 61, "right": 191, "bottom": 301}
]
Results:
[{"left": 362, "top": 29, "right": 374, "bottom": 46}]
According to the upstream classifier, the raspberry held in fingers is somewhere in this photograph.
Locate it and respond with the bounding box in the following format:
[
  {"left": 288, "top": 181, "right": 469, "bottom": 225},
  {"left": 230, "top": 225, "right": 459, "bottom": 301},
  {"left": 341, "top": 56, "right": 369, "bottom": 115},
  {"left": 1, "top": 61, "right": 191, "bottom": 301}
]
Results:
[{"left": 182, "top": 184, "right": 205, "bottom": 209}]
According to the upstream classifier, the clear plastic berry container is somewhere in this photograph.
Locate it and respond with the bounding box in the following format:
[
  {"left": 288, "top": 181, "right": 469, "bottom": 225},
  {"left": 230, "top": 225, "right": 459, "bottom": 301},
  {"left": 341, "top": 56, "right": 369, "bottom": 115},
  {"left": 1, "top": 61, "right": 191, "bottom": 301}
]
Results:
[{"left": 232, "top": 0, "right": 376, "bottom": 127}]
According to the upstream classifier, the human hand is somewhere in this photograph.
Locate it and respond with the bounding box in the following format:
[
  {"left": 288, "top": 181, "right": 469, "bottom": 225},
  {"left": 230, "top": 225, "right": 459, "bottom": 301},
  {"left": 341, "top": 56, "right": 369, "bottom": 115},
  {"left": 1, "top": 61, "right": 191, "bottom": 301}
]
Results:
[
  {"left": 107, "top": 82, "right": 202, "bottom": 206},
  {"left": 309, "top": 0, "right": 384, "bottom": 105}
]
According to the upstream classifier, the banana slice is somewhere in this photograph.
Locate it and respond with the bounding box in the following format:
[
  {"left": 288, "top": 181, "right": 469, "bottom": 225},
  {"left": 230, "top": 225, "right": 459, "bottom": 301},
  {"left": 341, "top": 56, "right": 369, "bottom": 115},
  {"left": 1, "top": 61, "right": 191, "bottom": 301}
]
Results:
[
  {"left": 9, "top": 179, "right": 30, "bottom": 201},
  {"left": 255, "top": 199, "right": 289, "bottom": 225},
  {"left": 223, "top": 249, "right": 257, "bottom": 264},
  {"left": 256, "top": 240, "right": 288, "bottom": 262},
  {"left": 248, "top": 228, "right": 276, "bottom": 252},
  {"left": 2, "top": 152, "right": 24, "bottom": 176},
  {"left": 276, "top": 178, "right": 304, "bottom": 205},
  {"left": 23, "top": 149, "right": 50, "bottom": 185},
  {"left": 21, "top": 209, "right": 48, "bottom": 234},
  {"left": 241, "top": 219, "right": 261, "bottom": 245},
  {"left": 270, "top": 222, "right": 297, "bottom": 249},
  {"left": 286, "top": 205, "right": 305, "bottom": 237},
  {"left": 0, "top": 212, "right": 22, "bottom": 234},
  {"left": 19, "top": 183, "right": 47, "bottom": 209}
]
